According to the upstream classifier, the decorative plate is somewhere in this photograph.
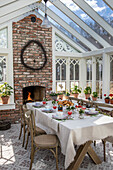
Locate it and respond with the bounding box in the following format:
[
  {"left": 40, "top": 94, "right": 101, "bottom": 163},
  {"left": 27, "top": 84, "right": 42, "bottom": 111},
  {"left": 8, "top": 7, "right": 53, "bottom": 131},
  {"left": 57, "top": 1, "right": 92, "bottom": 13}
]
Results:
[
  {"left": 85, "top": 110, "right": 98, "bottom": 115},
  {"left": 52, "top": 114, "right": 68, "bottom": 120}
]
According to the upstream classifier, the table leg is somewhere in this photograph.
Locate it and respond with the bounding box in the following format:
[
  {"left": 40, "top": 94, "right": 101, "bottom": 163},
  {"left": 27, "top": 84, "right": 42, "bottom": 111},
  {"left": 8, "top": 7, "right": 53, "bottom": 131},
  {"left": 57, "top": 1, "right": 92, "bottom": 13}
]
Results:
[{"left": 67, "top": 141, "right": 101, "bottom": 170}]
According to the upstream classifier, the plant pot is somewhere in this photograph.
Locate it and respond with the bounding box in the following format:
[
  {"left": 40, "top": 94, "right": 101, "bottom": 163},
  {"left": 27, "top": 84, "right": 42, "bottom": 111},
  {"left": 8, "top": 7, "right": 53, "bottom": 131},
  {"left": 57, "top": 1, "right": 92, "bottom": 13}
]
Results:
[
  {"left": 58, "top": 94, "right": 63, "bottom": 100},
  {"left": 92, "top": 96, "right": 97, "bottom": 101},
  {"left": 71, "top": 93, "right": 79, "bottom": 98},
  {"left": 110, "top": 99, "right": 113, "bottom": 104},
  {"left": 51, "top": 96, "right": 57, "bottom": 101},
  {"left": 105, "top": 98, "right": 109, "bottom": 103},
  {"left": 85, "top": 94, "right": 90, "bottom": 99},
  {"left": 1, "top": 96, "right": 9, "bottom": 104}
]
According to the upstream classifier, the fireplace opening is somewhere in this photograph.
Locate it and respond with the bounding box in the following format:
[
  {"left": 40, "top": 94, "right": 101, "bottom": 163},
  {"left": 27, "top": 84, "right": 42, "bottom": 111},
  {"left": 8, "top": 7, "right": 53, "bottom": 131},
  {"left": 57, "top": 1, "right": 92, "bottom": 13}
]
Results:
[{"left": 23, "top": 86, "right": 46, "bottom": 104}]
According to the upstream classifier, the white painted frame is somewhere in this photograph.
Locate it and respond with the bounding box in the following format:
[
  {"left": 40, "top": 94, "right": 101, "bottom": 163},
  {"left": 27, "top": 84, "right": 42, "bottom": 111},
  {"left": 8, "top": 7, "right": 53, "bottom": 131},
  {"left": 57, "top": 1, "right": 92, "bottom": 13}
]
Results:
[{"left": 0, "top": 23, "right": 15, "bottom": 109}]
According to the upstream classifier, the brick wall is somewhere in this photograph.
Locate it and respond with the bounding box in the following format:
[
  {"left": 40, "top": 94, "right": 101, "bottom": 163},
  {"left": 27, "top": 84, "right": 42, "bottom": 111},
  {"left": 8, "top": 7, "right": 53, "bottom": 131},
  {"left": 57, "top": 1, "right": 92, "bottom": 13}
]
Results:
[{"left": 0, "top": 14, "right": 52, "bottom": 123}]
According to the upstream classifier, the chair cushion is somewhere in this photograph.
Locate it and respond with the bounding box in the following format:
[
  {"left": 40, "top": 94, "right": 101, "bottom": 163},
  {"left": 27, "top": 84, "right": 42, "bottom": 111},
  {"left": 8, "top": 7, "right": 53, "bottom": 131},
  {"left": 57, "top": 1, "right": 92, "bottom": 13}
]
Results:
[
  {"left": 34, "top": 134, "right": 58, "bottom": 148},
  {"left": 35, "top": 126, "right": 46, "bottom": 135}
]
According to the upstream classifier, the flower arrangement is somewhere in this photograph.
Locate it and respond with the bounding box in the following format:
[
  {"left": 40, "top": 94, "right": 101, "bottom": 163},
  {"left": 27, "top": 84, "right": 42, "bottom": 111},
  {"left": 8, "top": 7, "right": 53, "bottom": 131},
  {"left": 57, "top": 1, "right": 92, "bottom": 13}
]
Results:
[
  {"left": 104, "top": 94, "right": 109, "bottom": 99},
  {"left": 79, "top": 109, "right": 84, "bottom": 119},
  {"left": 109, "top": 94, "right": 113, "bottom": 99},
  {"left": 66, "top": 106, "right": 75, "bottom": 111}
]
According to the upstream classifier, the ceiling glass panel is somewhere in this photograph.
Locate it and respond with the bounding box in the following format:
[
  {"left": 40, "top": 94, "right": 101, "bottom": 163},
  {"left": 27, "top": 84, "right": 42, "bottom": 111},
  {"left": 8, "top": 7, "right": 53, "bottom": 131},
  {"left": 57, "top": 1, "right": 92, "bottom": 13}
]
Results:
[
  {"left": 84, "top": 0, "right": 113, "bottom": 28},
  {"left": 37, "top": 9, "right": 90, "bottom": 51},
  {"left": 48, "top": 2, "right": 103, "bottom": 49},
  {"left": 60, "top": 0, "right": 113, "bottom": 46}
]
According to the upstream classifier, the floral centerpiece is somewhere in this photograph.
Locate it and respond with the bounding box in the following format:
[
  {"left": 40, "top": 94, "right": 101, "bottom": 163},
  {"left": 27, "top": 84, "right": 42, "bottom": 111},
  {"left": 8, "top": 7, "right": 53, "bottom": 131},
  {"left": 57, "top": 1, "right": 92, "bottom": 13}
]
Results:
[
  {"left": 104, "top": 94, "right": 110, "bottom": 103},
  {"left": 71, "top": 85, "right": 82, "bottom": 98},
  {"left": 79, "top": 109, "right": 84, "bottom": 119}
]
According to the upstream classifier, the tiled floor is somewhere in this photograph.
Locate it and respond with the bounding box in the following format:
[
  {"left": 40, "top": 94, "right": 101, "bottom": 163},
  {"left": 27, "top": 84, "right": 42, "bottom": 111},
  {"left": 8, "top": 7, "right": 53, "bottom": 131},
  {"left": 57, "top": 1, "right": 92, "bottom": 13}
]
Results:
[{"left": 0, "top": 124, "right": 113, "bottom": 170}]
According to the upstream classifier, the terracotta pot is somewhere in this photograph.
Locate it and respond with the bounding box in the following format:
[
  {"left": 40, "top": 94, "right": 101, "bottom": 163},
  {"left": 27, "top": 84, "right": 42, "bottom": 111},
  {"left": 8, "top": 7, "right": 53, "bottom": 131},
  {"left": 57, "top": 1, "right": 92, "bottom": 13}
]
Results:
[
  {"left": 105, "top": 98, "right": 109, "bottom": 103},
  {"left": 58, "top": 94, "right": 63, "bottom": 100},
  {"left": 85, "top": 94, "right": 90, "bottom": 99},
  {"left": 110, "top": 99, "right": 113, "bottom": 104},
  {"left": 71, "top": 93, "right": 79, "bottom": 98},
  {"left": 1, "top": 96, "right": 9, "bottom": 104},
  {"left": 92, "top": 96, "right": 97, "bottom": 101}
]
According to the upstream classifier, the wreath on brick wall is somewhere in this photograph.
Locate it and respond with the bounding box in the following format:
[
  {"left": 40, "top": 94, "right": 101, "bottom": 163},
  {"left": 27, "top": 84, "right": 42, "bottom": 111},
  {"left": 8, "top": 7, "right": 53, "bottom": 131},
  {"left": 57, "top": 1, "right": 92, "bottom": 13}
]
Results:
[{"left": 20, "top": 40, "right": 47, "bottom": 70}]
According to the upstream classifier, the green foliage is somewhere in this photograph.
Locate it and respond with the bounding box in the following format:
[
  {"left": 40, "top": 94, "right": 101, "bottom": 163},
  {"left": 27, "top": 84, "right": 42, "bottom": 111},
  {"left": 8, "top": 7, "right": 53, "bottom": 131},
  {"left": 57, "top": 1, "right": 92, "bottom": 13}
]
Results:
[
  {"left": 92, "top": 92, "right": 98, "bottom": 97},
  {"left": 79, "top": 109, "right": 84, "bottom": 115},
  {"left": 84, "top": 86, "right": 91, "bottom": 94},
  {"left": 49, "top": 91, "right": 58, "bottom": 96},
  {"left": 52, "top": 100, "right": 56, "bottom": 105},
  {"left": 43, "top": 98, "right": 48, "bottom": 101},
  {"left": 0, "top": 82, "right": 13, "bottom": 97},
  {"left": 65, "top": 92, "right": 70, "bottom": 96},
  {"left": 66, "top": 106, "right": 75, "bottom": 111},
  {"left": 71, "top": 85, "right": 82, "bottom": 94}
]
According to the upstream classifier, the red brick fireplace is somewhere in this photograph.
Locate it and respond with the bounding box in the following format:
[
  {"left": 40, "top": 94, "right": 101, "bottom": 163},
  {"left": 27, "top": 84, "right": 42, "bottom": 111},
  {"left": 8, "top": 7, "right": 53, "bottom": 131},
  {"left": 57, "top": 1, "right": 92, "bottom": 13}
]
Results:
[{"left": 0, "top": 14, "right": 53, "bottom": 122}]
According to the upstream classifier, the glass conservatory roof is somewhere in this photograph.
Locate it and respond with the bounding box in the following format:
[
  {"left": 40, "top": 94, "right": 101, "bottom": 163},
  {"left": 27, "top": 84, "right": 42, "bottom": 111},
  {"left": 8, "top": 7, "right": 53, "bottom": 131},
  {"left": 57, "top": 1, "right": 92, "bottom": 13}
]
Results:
[{"left": 0, "top": 0, "right": 113, "bottom": 52}]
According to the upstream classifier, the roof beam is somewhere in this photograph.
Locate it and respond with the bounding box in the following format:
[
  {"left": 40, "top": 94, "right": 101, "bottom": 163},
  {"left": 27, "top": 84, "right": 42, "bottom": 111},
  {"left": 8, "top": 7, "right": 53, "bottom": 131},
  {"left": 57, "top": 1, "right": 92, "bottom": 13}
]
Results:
[
  {"left": 49, "top": 0, "right": 110, "bottom": 48},
  {"left": 0, "top": 0, "right": 37, "bottom": 17},
  {"left": 73, "top": 0, "right": 113, "bottom": 36},
  {"left": 0, "top": 0, "right": 17, "bottom": 7},
  {"left": 103, "top": 0, "right": 113, "bottom": 10},
  {"left": 37, "top": 3, "right": 97, "bottom": 50},
  {"left": 54, "top": 28, "right": 85, "bottom": 53},
  {"left": 35, "top": 11, "right": 86, "bottom": 52}
]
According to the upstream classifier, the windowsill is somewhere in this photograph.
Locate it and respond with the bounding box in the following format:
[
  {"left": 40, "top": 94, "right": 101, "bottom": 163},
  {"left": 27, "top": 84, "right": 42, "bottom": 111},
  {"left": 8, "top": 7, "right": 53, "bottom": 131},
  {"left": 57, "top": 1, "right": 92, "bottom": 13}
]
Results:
[{"left": 0, "top": 103, "right": 15, "bottom": 110}]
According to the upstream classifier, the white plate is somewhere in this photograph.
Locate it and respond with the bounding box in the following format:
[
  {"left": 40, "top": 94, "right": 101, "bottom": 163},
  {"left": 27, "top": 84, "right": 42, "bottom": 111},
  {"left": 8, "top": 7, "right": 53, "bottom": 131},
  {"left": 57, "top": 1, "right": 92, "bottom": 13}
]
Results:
[
  {"left": 52, "top": 114, "right": 68, "bottom": 120},
  {"left": 85, "top": 110, "right": 98, "bottom": 115}
]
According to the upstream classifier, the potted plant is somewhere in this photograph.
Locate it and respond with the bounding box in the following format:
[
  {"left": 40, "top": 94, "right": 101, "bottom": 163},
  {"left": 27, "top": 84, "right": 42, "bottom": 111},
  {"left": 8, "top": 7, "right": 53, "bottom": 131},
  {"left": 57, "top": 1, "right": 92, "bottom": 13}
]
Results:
[
  {"left": 84, "top": 86, "right": 91, "bottom": 99},
  {"left": 49, "top": 91, "right": 58, "bottom": 101},
  {"left": 104, "top": 94, "right": 110, "bottom": 103},
  {"left": 0, "top": 82, "right": 13, "bottom": 104},
  {"left": 109, "top": 94, "right": 113, "bottom": 104},
  {"left": 92, "top": 92, "right": 98, "bottom": 101},
  {"left": 71, "top": 85, "right": 82, "bottom": 98}
]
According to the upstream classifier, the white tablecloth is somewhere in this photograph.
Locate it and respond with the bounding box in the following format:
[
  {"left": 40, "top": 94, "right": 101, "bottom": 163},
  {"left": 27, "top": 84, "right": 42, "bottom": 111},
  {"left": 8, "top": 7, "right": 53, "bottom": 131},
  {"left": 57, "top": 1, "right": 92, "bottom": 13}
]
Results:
[{"left": 27, "top": 102, "right": 113, "bottom": 169}]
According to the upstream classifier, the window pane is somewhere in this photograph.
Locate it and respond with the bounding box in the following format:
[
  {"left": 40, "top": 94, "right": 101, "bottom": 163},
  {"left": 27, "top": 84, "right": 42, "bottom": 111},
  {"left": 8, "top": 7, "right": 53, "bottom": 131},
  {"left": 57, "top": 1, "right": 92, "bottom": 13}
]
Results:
[
  {"left": 62, "top": 63, "right": 66, "bottom": 80},
  {"left": 86, "top": 59, "right": 92, "bottom": 80},
  {"left": 0, "top": 56, "right": 6, "bottom": 83},
  {"left": 56, "top": 82, "right": 66, "bottom": 92},
  {"left": 75, "top": 64, "right": 79, "bottom": 80},
  {"left": 70, "top": 63, "right": 74, "bottom": 80},
  {"left": 56, "top": 63, "right": 60, "bottom": 80},
  {"left": 96, "top": 57, "right": 103, "bottom": 81},
  {"left": 0, "top": 28, "right": 7, "bottom": 48},
  {"left": 110, "top": 56, "right": 113, "bottom": 81}
]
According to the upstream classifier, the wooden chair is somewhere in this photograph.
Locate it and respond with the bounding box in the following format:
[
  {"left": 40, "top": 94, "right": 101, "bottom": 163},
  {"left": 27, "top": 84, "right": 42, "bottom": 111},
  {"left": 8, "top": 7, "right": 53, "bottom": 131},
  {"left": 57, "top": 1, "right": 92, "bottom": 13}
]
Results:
[
  {"left": 25, "top": 110, "right": 59, "bottom": 170},
  {"left": 17, "top": 101, "right": 28, "bottom": 147},
  {"left": 24, "top": 106, "right": 46, "bottom": 150},
  {"left": 102, "top": 137, "right": 113, "bottom": 161}
]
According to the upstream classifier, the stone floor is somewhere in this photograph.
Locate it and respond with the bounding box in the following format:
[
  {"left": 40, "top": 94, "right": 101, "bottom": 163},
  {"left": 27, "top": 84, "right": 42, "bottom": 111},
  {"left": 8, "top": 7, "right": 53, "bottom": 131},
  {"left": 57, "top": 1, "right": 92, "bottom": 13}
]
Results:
[{"left": 0, "top": 124, "right": 113, "bottom": 170}]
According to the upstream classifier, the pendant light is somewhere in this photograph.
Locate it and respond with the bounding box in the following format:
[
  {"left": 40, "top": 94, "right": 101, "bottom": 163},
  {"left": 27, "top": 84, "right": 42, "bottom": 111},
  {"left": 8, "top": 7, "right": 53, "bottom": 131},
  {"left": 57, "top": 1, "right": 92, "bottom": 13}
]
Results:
[{"left": 41, "top": 0, "right": 51, "bottom": 28}]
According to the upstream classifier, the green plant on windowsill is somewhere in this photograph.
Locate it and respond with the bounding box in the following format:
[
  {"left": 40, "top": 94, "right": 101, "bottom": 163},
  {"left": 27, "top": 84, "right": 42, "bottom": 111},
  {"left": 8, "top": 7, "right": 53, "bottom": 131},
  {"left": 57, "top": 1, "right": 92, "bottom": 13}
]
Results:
[
  {"left": 71, "top": 85, "right": 82, "bottom": 94},
  {"left": 0, "top": 82, "right": 13, "bottom": 104},
  {"left": 92, "top": 92, "right": 98, "bottom": 98},
  {"left": 84, "top": 86, "right": 91, "bottom": 94},
  {"left": 65, "top": 92, "right": 70, "bottom": 96},
  {"left": 43, "top": 98, "right": 48, "bottom": 101}
]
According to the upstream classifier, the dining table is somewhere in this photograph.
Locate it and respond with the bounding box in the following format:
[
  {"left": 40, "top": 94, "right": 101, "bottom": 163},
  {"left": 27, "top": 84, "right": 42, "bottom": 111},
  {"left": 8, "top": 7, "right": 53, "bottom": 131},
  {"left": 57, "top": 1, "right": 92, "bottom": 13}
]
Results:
[{"left": 27, "top": 101, "right": 113, "bottom": 170}]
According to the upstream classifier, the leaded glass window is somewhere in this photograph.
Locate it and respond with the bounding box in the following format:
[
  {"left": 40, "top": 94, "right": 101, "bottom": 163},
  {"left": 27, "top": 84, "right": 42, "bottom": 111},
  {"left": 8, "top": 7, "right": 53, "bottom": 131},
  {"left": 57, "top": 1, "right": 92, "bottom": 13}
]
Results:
[
  {"left": 0, "top": 28, "right": 8, "bottom": 48},
  {"left": 110, "top": 56, "right": 113, "bottom": 94},
  {"left": 0, "top": 56, "right": 6, "bottom": 83}
]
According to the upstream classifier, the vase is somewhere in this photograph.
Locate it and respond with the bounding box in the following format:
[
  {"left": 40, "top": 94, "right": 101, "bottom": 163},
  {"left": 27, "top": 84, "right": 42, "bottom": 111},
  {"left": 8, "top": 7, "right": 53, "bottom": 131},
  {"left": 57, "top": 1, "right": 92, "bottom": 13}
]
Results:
[
  {"left": 105, "top": 98, "right": 109, "bottom": 103},
  {"left": 51, "top": 96, "right": 57, "bottom": 101},
  {"left": 79, "top": 114, "right": 84, "bottom": 119},
  {"left": 92, "top": 96, "right": 97, "bottom": 101},
  {"left": 110, "top": 99, "right": 113, "bottom": 104},
  {"left": 85, "top": 94, "right": 90, "bottom": 99},
  {"left": 1, "top": 96, "right": 9, "bottom": 104},
  {"left": 71, "top": 93, "right": 79, "bottom": 98}
]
